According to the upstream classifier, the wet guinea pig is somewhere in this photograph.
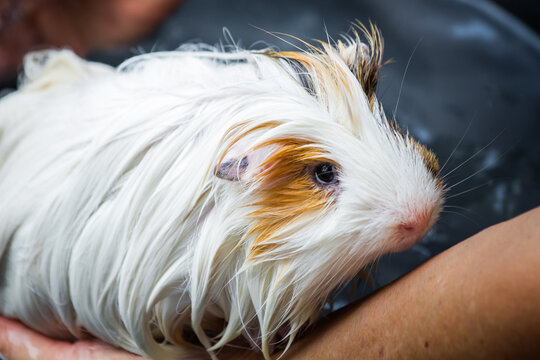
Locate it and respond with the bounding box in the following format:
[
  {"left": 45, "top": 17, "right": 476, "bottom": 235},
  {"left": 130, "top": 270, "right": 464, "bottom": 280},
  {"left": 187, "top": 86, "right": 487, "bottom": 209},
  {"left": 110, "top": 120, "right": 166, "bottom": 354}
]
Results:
[{"left": 0, "top": 24, "right": 443, "bottom": 359}]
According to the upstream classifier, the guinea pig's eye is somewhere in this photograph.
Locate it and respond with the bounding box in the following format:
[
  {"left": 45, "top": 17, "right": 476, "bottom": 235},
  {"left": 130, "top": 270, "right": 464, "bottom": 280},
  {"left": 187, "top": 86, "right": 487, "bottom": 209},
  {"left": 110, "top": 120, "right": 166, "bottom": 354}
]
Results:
[{"left": 313, "top": 162, "right": 337, "bottom": 185}]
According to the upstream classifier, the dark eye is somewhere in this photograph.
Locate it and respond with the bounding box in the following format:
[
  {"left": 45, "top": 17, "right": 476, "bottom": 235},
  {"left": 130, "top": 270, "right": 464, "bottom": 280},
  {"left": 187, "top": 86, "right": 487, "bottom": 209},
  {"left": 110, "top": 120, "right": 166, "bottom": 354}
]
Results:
[{"left": 313, "top": 162, "right": 337, "bottom": 185}]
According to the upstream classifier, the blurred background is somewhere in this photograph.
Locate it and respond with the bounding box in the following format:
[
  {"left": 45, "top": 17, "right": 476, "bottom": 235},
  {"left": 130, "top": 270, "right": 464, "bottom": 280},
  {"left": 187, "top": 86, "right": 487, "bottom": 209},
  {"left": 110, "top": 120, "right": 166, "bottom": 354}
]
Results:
[{"left": 1, "top": 0, "right": 539, "bottom": 305}]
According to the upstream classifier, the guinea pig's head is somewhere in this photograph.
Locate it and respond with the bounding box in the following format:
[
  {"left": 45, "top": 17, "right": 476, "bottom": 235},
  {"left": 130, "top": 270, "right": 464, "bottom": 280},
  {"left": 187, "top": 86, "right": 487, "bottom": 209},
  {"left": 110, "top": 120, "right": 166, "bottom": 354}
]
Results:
[
  {"left": 215, "top": 24, "right": 443, "bottom": 267},
  {"left": 209, "top": 23, "right": 443, "bottom": 354}
]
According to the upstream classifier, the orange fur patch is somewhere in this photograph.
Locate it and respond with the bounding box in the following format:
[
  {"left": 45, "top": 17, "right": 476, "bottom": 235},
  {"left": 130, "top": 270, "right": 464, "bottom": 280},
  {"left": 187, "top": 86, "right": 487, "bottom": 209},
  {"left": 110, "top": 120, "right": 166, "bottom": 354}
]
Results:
[
  {"left": 413, "top": 140, "right": 441, "bottom": 179},
  {"left": 245, "top": 139, "right": 337, "bottom": 259}
]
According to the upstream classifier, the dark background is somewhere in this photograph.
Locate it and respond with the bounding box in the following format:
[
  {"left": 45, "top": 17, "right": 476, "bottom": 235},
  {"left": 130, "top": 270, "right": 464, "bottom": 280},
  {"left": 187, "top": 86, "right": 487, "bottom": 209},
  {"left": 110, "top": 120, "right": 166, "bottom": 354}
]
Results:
[
  {"left": 492, "top": 0, "right": 539, "bottom": 32},
  {"left": 5, "top": 0, "right": 540, "bottom": 305}
]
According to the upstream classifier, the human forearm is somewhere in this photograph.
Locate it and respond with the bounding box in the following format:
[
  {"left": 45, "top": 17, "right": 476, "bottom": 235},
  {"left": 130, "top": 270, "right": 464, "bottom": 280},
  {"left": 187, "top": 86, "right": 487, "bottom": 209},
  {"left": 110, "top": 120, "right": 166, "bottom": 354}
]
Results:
[{"left": 279, "top": 207, "right": 540, "bottom": 359}]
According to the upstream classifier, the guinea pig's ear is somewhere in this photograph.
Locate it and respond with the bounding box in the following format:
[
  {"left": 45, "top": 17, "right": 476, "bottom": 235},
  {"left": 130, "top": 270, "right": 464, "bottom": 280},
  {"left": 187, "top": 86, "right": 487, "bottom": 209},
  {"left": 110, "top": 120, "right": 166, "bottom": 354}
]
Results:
[
  {"left": 337, "top": 23, "right": 383, "bottom": 105},
  {"left": 215, "top": 145, "right": 276, "bottom": 182},
  {"left": 336, "top": 41, "right": 369, "bottom": 71},
  {"left": 215, "top": 156, "right": 248, "bottom": 181}
]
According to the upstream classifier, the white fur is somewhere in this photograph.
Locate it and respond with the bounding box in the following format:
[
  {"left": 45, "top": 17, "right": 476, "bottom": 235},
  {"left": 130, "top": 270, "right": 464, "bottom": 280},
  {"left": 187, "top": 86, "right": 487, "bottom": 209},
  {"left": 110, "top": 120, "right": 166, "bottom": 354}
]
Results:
[{"left": 0, "top": 39, "right": 442, "bottom": 359}]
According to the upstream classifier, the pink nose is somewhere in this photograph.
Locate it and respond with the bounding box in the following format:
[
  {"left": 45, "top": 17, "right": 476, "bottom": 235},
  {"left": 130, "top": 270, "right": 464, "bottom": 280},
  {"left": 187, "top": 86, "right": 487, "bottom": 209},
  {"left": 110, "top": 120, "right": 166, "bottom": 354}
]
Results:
[
  {"left": 393, "top": 210, "right": 433, "bottom": 252},
  {"left": 398, "top": 220, "right": 428, "bottom": 238}
]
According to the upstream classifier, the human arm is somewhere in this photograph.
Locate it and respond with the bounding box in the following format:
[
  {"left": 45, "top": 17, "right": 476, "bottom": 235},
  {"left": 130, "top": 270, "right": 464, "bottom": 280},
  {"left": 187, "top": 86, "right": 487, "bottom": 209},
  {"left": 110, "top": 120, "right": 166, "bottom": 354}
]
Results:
[{"left": 275, "top": 206, "right": 540, "bottom": 359}]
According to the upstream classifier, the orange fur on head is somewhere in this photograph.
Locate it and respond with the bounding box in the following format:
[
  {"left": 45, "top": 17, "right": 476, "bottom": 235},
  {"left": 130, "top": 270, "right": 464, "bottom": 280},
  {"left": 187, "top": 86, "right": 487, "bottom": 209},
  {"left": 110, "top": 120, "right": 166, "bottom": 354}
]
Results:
[
  {"left": 245, "top": 139, "right": 337, "bottom": 259},
  {"left": 267, "top": 21, "right": 384, "bottom": 110},
  {"left": 412, "top": 140, "right": 440, "bottom": 178}
]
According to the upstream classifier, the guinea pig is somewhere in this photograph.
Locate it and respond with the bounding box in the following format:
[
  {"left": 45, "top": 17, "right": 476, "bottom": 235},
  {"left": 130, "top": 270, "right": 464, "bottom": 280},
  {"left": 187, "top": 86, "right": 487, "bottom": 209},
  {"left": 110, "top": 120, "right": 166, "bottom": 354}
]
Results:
[{"left": 0, "top": 23, "right": 443, "bottom": 359}]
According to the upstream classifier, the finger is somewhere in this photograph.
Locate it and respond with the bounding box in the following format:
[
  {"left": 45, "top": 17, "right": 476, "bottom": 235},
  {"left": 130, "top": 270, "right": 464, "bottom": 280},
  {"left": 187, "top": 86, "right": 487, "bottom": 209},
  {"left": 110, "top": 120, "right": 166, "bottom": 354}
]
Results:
[
  {"left": 0, "top": 316, "right": 67, "bottom": 360},
  {"left": 68, "top": 340, "right": 145, "bottom": 360},
  {"left": 0, "top": 317, "right": 145, "bottom": 360}
]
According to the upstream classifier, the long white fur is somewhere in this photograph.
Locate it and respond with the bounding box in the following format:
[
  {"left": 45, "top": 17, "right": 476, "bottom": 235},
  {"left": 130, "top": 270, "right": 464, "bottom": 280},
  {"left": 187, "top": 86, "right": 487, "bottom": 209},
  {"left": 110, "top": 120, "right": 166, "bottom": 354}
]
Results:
[{"left": 0, "top": 35, "right": 442, "bottom": 360}]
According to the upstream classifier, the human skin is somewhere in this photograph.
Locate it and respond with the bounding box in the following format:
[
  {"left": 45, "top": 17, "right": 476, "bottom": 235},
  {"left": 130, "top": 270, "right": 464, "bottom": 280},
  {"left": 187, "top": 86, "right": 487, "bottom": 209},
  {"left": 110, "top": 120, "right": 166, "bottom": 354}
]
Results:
[
  {"left": 275, "top": 205, "right": 540, "bottom": 360},
  {"left": 0, "top": 316, "right": 141, "bottom": 360},
  {"left": 0, "top": 0, "right": 184, "bottom": 84},
  {"left": 1, "top": 206, "right": 539, "bottom": 359}
]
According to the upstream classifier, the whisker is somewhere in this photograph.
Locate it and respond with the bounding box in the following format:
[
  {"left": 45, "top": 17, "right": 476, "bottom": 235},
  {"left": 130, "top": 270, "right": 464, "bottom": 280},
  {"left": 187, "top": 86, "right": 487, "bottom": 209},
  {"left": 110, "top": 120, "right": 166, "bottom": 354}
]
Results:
[
  {"left": 443, "top": 205, "right": 485, "bottom": 222},
  {"left": 441, "top": 130, "right": 504, "bottom": 180},
  {"left": 439, "top": 115, "right": 475, "bottom": 174},
  {"left": 444, "top": 205, "right": 477, "bottom": 214},
  {"left": 392, "top": 37, "right": 423, "bottom": 121},
  {"left": 445, "top": 143, "right": 513, "bottom": 192},
  {"left": 442, "top": 210, "right": 480, "bottom": 226},
  {"left": 445, "top": 180, "right": 494, "bottom": 200},
  {"left": 445, "top": 166, "right": 493, "bottom": 192}
]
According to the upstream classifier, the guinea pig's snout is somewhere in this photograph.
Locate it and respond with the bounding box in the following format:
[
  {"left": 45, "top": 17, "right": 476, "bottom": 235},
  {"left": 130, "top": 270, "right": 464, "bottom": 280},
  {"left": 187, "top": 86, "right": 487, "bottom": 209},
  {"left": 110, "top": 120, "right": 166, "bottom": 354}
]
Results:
[{"left": 392, "top": 206, "right": 438, "bottom": 252}]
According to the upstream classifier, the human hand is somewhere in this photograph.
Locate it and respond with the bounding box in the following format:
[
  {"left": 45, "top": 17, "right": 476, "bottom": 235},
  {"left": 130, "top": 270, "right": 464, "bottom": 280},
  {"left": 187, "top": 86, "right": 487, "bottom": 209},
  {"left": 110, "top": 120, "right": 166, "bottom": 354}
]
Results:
[
  {"left": 0, "top": 0, "right": 183, "bottom": 84},
  {"left": 0, "top": 316, "right": 144, "bottom": 360}
]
